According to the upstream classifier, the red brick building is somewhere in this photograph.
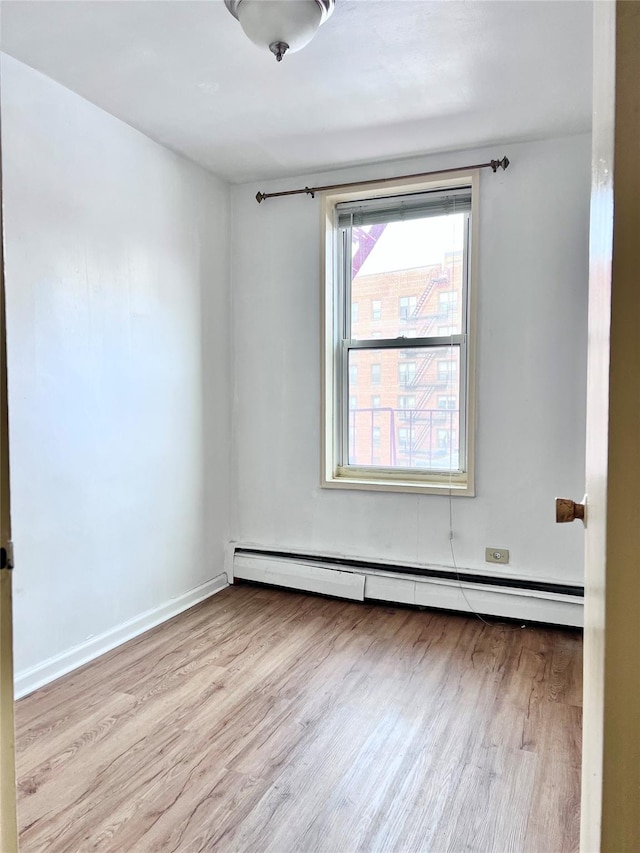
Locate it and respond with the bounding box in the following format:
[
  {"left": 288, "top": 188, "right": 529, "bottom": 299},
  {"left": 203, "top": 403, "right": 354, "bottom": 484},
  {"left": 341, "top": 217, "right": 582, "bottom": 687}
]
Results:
[{"left": 348, "top": 249, "right": 463, "bottom": 470}]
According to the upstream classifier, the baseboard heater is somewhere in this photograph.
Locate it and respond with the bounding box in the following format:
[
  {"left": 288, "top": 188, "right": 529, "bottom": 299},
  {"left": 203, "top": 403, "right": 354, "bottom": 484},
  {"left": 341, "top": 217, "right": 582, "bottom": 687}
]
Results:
[{"left": 232, "top": 547, "right": 584, "bottom": 627}]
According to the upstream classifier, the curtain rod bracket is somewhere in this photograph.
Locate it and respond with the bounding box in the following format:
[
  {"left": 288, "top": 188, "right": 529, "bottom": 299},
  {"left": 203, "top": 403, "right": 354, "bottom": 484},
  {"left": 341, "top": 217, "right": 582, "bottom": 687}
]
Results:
[{"left": 255, "top": 154, "right": 510, "bottom": 203}]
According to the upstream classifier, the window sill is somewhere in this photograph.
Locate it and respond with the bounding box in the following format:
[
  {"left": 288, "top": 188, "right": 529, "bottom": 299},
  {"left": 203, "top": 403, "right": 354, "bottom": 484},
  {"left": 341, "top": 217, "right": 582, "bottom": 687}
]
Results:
[{"left": 322, "top": 471, "right": 475, "bottom": 496}]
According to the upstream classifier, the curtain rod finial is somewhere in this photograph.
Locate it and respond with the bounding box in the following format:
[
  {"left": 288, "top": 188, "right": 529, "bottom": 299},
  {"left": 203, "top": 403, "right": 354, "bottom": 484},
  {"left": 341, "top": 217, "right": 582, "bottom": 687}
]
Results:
[
  {"left": 256, "top": 191, "right": 265, "bottom": 204},
  {"left": 491, "top": 156, "right": 510, "bottom": 172}
]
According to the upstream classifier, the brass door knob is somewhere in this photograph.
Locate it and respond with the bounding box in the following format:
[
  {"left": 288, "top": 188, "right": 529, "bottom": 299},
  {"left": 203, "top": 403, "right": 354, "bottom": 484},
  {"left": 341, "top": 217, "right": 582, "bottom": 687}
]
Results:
[{"left": 556, "top": 497, "right": 586, "bottom": 524}]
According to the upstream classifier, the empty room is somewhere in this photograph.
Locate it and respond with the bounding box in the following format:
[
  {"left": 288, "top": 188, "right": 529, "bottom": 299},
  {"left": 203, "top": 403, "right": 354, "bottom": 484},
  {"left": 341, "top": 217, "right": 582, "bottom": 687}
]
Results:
[{"left": 0, "top": 1, "right": 639, "bottom": 852}]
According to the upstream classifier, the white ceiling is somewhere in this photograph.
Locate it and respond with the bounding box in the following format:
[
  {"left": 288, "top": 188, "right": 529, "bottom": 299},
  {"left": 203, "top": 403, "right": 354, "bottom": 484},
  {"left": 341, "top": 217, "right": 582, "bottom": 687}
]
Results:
[{"left": 0, "top": 0, "right": 592, "bottom": 184}]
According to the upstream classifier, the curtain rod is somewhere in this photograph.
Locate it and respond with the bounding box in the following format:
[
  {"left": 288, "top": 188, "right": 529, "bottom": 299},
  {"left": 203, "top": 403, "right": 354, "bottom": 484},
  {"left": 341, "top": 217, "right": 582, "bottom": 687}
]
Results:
[{"left": 255, "top": 156, "right": 509, "bottom": 204}]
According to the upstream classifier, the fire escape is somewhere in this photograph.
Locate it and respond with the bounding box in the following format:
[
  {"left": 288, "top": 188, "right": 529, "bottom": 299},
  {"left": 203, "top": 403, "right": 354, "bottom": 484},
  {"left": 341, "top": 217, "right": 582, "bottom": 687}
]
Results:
[
  {"left": 404, "top": 274, "right": 452, "bottom": 456},
  {"left": 352, "top": 224, "right": 387, "bottom": 277}
]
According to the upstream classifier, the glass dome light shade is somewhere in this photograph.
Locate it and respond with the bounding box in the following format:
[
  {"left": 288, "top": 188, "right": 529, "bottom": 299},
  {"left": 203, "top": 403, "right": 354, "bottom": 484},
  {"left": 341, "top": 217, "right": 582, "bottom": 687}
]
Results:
[{"left": 225, "top": 0, "right": 334, "bottom": 57}]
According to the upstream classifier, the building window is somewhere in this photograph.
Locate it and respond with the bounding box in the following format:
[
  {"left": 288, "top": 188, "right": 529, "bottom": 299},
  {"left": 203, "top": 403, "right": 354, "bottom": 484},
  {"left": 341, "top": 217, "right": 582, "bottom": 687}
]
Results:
[
  {"left": 322, "top": 172, "right": 476, "bottom": 494},
  {"left": 399, "top": 362, "right": 416, "bottom": 387},
  {"left": 351, "top": 302, "right": 359, "bottom": 323},
  {"left": 437, "top": 360, "right": 457, "bottom": 382},
  {"left": 438, "top": 395, "right": 457, "bottom": 410},
  {"left": 439, "top": 291, "right": 458, "bottom": 315},
  {"left": 398, "top": 395, "right": 416, "bottom": 421},
  {"left": 349, "top": 396, "right": 358, "bottom": 410},
  {"left": 399, "top": 295, "right": 417, "bottom": 319},
  {"left": 398, "top": 427, "right": 412, "bottom": 452}
]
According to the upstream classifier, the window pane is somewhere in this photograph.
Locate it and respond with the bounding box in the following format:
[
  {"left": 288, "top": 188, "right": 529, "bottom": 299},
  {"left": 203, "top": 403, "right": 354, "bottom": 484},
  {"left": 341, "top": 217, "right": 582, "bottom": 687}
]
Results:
[
  {"left": 347, "top": 346, "right": 461, "bottom": 470},
  {"left": 349, "top": 214, "right": 465, "bottom": 341}
]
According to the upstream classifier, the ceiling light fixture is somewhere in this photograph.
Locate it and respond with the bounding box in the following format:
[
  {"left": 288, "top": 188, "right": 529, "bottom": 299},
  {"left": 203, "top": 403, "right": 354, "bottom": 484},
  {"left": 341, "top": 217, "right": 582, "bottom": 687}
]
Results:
[{"left": 224, "top": 0, "right": 335, "bottom": 62}]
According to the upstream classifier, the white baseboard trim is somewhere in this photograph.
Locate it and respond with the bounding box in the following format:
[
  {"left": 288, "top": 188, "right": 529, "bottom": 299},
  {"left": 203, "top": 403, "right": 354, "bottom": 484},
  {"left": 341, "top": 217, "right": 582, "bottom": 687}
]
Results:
[
  {"left": 15, "top": 573, "right": 229, "bottom": 700},
  {"left": 233, "top": 551, "right": 583, "bottom": 628}
]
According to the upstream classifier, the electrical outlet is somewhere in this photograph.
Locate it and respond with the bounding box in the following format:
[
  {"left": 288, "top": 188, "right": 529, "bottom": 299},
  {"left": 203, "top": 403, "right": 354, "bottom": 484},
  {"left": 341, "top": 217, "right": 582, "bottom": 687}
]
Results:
[{"left": 485, "top": 547, "right": 509, "bottom": 565}]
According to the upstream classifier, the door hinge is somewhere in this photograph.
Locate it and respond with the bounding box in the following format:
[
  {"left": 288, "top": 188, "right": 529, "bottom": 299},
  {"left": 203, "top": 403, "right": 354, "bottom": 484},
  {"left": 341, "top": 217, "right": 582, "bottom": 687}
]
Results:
[{"left": 0, "top": 541, "right": 14, "bottom": 570}]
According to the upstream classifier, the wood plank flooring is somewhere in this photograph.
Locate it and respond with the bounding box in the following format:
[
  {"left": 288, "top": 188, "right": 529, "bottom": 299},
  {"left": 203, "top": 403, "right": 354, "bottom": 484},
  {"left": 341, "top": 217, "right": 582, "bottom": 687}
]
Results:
[{"left": 15, "top": 584, "right": 582, "bottom": 853}]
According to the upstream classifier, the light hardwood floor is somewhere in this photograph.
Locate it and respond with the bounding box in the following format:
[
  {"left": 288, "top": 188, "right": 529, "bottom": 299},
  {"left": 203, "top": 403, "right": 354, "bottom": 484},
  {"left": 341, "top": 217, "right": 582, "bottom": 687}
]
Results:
[{"left": 15, "top": 584, "right": 582, "bottom": 853}]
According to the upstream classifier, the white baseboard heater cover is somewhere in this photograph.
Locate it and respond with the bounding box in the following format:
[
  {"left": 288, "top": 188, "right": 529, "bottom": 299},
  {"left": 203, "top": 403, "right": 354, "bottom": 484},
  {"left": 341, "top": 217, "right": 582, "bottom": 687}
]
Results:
[
  {"left": 233, "top": 550, "right": 583, "bottom": 627},
  {"left": 234, "top": 554, "right": 365, "bottom": 601}
]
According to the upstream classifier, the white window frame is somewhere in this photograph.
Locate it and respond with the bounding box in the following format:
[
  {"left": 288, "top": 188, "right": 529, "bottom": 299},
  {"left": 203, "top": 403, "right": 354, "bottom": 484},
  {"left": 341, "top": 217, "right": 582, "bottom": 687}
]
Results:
[{"left": 321, "top": 171, "right": 478, "bottom": 495}]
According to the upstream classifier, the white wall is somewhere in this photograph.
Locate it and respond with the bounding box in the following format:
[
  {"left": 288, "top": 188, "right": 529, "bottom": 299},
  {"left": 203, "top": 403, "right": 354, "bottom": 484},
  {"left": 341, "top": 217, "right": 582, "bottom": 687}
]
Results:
[
  {"left": 230, "top": 135, "right": 590, "bottom": 586},
  {"left": 1, "top": 55, "right": 230, "bottom": 679},
  {"left": 0, "top": 49, "right": 589, "bottom": 684}
]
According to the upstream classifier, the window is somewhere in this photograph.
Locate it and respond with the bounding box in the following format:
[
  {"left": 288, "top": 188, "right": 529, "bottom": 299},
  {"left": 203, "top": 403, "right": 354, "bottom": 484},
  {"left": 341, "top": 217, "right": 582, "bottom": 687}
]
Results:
[
  {"left": 349, "top": 395, "right": 358, "bottom": 410},
  {"left": 398, "top": 395, "right": 416, "bottom": 410},
  {"left": 398, "top": 395, "right": 416, "bottom": 421},
  {"left": 439, "top": 291, "right": 458, "bottom": 314},
  {"left": 399, "top": 295, "right": 417, "bottom": 319},
  {"left": 438, "top": 395, "right": 456, "bottom": 410},
  {"left": 398, "top": 427, "right": 412, "bottom": 452},
  {"left": 352, "top": 302, "right": 359, "bottom": 323},
  {"left": 399, "top": 362, "right": 416, "bottom": 387},
  {"left": 437, "top": 360, "right": 457, "bottom": 382},
  {"left": 322, "top": 172, "right": 476, "bottom": 494}
]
